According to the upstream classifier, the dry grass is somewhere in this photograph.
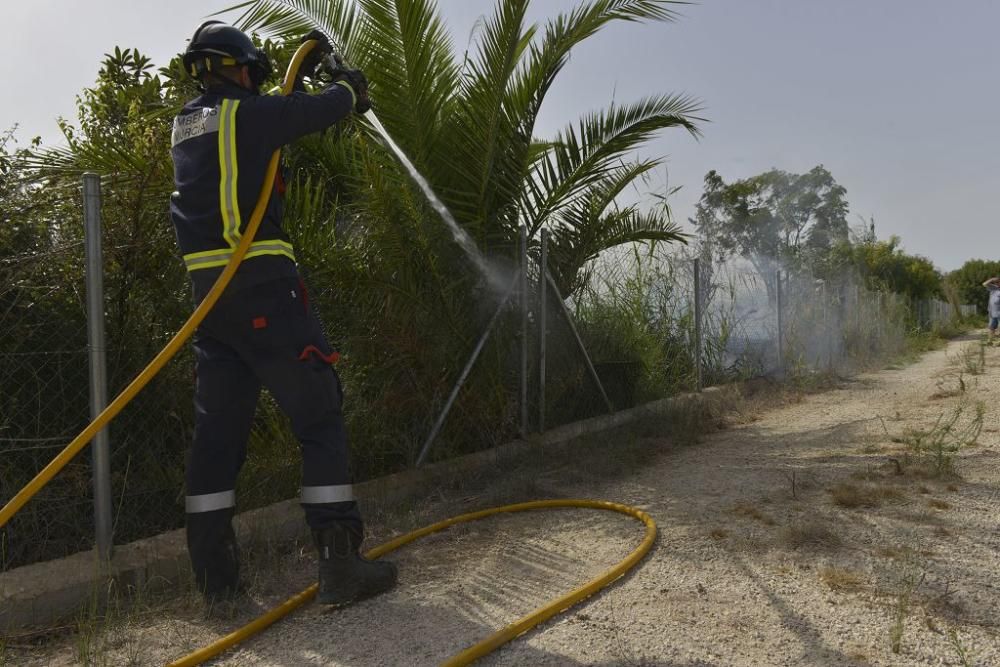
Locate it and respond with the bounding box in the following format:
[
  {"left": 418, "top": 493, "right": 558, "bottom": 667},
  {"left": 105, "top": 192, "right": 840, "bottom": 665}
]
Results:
[
  {"left": 829, "top": 482, "right": 906, "bottom": 508},
  {"left": 876, "top": 545, "right": 917, "bottom": 561},
  {"left": 780, "top": 520, "right": 843, "bottom": 550},
  {"left": 708, "top": 528, "right": 728, "bottom": 540},
  {"left": 928, "top": 390, "right": 962, "bottom": 400},
  {"left": 729, "top": 502, "right": 776, "bottom": 526},
  {"left": 818, "top": 565, "right": 865, "bottom": 592},
  {"left": 846, "top": 649, "right": 871, "bottom": 665},
  {"left": 958, "top": 342, "right": 986, "bottom": 376},
  {"left": 927, "top": 498, "right": 951, "bottom": 510}
]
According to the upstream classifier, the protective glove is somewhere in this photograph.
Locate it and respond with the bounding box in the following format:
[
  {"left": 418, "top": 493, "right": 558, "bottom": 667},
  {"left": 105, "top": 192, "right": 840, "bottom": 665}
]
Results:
[
  {"left": 323, "top": 55, "right": 371, "bottom": 114},
  {"left": 298, "top": 29, "right": 333, "bottom": 78},
  {"left": 333, "top": 68, "right": 371, "bottom": 114}
]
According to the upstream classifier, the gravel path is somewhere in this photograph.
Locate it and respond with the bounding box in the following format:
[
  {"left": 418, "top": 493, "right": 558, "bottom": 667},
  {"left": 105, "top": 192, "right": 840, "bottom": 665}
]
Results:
[{"left": 11, "top": 335, "right": 1000, "bottom": 666}]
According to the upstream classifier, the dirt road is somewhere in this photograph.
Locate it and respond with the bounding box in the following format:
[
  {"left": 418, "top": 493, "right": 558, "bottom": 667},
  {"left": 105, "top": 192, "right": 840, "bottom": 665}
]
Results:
[{"left": 13, "top": 335, "right": 1000, "bottom": 666}]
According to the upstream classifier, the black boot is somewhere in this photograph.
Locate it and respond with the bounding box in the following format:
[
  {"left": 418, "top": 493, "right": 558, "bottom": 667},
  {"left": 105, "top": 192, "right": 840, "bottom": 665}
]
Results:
[
  {"left": 187, "top": 510, "right": 241, "bottom": 604},
  {"left": 313, "top": 524, "right": 397, "bottom": 605}
]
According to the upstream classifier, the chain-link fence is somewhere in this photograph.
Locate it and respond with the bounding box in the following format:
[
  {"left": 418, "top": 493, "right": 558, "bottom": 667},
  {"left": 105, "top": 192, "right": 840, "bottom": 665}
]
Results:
[
  {"left": 0, "top": 180, "right": 979, "bottom": 571},
  {"left": 0, "top": 243, "right": 195, "bottom": 570},
  {"left": 1, "top": 252, "right": 94, "bottom": 567}
]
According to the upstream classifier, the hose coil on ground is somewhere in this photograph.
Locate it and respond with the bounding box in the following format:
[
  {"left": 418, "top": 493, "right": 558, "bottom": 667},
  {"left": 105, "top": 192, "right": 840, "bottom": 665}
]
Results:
[{"left": 168, "top": 499, "right": 657, "bottom": 667}]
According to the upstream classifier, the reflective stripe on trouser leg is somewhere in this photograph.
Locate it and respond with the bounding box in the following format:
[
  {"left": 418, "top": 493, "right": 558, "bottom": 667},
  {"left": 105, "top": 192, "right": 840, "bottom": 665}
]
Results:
[
  {"left": 301, "top": 484, "right": 354, "bottom": 504},
  {"left": 186, "top": 490, "right": 236, "bottom": 513},
  {"left": 295, "top": 398, "right": 361, "bottom": 531}
]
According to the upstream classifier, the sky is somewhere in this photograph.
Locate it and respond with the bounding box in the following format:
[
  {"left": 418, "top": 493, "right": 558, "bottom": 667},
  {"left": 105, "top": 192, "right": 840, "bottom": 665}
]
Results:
[{"left": 2, "top": 0, "right": 997, "bottom": 271}]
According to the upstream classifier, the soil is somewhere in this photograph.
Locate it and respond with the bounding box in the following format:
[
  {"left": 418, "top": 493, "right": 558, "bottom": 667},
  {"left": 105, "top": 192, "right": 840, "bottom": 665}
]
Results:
[{"left": 8, "top": 335, "right": 1000, "bottom": 666}]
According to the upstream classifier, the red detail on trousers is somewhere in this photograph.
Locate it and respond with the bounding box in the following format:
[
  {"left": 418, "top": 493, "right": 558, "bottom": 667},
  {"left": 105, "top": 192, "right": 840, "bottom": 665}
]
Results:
[
  {"left": 299, "top": 345, "right": 339, "bottom": 364},
  {"left": 275, "top": 169, "right": 287, "bottom": 196},
  {"left": 298, "top": 278, "right": 309, "bottom": 312},
  {"left": 252, "top": 316, "right": 268, "bottom": 329}
]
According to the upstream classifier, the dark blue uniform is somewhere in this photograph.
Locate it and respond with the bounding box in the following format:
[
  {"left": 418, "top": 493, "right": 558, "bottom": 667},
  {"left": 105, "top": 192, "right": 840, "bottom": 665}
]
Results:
[{"left": 170, "top": 79, "right": 360, "bottom": 595}]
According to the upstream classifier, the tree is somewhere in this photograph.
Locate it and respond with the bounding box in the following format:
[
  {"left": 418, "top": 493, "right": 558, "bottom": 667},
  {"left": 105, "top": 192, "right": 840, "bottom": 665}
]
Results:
[
  {"left": 689, "top": 165, "right": 849, "bottom": 301},
  {"left": 829, "top": 235, "right": 941, "bottom": 301},
  {"left": 947, "top": 259, "right": 1000, "bottom": 315}
]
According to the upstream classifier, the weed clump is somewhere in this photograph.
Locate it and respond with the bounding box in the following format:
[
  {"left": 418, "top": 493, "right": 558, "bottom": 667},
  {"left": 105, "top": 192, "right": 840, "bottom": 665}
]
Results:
[
  {"left": 729, "top": 502, "right": 776, "bottom": 525},
  {"left": 897, "top": 403, "right": 984, "bottom": 477},
  {"left": 818, "top": 565, "right": 864, "bottom": 592},
  {"left": 829, "top": 482, "right": 905, "bottom": 508},
  {"left": 780, "top": 520, "right": 842, "bottom": 550}
]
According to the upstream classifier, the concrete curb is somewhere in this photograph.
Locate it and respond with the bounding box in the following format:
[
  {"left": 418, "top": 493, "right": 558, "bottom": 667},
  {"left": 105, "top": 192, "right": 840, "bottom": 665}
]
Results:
[{"left": 0, "top": 384, "right": 732, "bottom": 634}]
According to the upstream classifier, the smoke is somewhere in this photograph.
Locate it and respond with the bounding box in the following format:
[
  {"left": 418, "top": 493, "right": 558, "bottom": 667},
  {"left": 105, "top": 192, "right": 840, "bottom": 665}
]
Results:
[{"left": 704, "top": 253, "right": 908, "bottom": 376}]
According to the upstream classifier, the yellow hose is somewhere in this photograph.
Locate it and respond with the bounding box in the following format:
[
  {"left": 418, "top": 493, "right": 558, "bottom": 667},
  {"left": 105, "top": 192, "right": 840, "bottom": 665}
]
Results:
[
  {"left": 167, "top": 499, "right": 657, "bottom": 667},
  {"left": 0, "top": 42, "right": 320, "bottom": 529}
]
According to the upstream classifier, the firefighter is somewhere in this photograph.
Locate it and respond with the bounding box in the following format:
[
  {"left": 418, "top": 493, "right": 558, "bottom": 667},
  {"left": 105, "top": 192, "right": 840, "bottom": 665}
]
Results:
[{"left": 170, "top": 20, "right": 396, "bottom": 606}]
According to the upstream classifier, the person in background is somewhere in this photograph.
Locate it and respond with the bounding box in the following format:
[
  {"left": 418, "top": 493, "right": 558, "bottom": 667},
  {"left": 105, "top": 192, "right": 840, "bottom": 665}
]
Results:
[{"left": 982, "top": 277, "right": 1000, "bottom": 344}]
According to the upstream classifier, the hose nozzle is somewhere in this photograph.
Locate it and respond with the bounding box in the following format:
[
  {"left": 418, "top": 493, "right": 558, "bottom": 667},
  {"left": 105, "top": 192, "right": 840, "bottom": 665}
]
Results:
[{"left": 319, "top": 53, "right": 348, "bottom": 78}]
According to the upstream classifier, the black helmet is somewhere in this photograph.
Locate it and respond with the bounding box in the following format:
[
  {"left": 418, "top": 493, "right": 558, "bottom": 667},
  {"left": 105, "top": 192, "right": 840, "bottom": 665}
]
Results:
[{"left": 182, "top": 21, "right": 272, "bottom": 87}]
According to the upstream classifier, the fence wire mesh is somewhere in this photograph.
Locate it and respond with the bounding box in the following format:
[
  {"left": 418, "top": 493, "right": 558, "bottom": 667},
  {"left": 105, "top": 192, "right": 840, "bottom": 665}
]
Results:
[{"left": 0, "top": 216, "right": 978, "bottom": 571}]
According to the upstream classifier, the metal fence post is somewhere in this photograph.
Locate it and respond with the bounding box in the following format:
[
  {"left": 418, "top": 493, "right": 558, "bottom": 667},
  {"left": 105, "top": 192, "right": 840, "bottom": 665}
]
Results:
[
  {"left": 539, "top": 229, "right": 548, "bottom": 433},
  {"left": 519, "top": 225, "right": 529, "bottom": 439},
  {"left": 821, "top": 282, "right": 830, "bottom": 369},
  {"left": 693, "top": 258, "right": 703, "bottom": 391},
  {"left": 416, "top": 279, "right": 518, "bottom": 467},
  {"left": 775, "top": 270, "right": 783, "bottom": 373},
  {"left": 856, "top": 285, "right": 862, "bottom": 342},
  {"left": 876, "top": 292, "right": 883, "bottom": 341},
  {"left": 544, "top": 272, "right": 614, "bottom": 413},
  {"left": 83, "top": 173, "right": 113, "bottom": 562}
]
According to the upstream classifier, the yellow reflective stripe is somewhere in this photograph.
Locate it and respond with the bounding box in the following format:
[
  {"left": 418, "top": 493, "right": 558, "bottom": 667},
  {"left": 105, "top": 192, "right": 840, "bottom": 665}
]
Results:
[
  {"left": 218, "top": 99, "right": 242, "bottom": 248},
  {"left": 227, "top": 100, "right": 241, "bottom": 243},
  {"left": 183, "top": 240, "right": 294, "bottom": 260},
  {"left": 217, "top": 99, "right": 231, "bottom": 246},
  {"left": 183, "top": 240, "right": 296, "bottom": 271}
]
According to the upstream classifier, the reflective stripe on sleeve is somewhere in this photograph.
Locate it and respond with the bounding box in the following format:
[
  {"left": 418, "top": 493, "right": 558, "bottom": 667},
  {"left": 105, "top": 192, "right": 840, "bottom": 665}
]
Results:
[
  {"left": 300, "top": 484, "right": 354, "bottom": 505},
  {"left": 333, "top": 80, "right": 356, "bottom": 107},
  {"left": 186, "top": 490, "right": 236, "bottom": 513}
]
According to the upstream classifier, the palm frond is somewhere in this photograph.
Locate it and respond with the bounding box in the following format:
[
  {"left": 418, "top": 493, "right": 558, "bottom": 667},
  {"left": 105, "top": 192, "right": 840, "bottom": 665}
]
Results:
[
  {"left": 557, "top": 158, "right": 662, "bottom": 227},
  {"left": 526, "top": 93, "right": 702, "bottom": 235},
  {"left": 436, "top": 0, "right": 532, "bottom": 232},
  {"left": 550, "top": 207, "right": 686, "bottom": 294},
  {"left": 354, "top": 0, "right": 460, "bottom": 165},
  {"left": 223, "top": 0, "right": 361, "bottom": 57},
  {"left": 502, "top": 0, "right": 689, "bottom": 201}
]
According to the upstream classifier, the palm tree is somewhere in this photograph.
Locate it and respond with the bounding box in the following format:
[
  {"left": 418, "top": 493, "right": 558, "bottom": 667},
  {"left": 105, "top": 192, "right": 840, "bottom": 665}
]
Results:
[
  {"left": 227, "top": 0, "right": 701, "bottom": 295},
  {"left": 217, "top": 0, "right": 703, "bottom": 464}
]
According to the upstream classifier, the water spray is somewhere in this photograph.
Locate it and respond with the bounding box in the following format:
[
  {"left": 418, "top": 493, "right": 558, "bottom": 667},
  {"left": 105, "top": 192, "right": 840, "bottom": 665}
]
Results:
[{"left": 325, "top": 53, "right": 509, "bottom": 293}]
